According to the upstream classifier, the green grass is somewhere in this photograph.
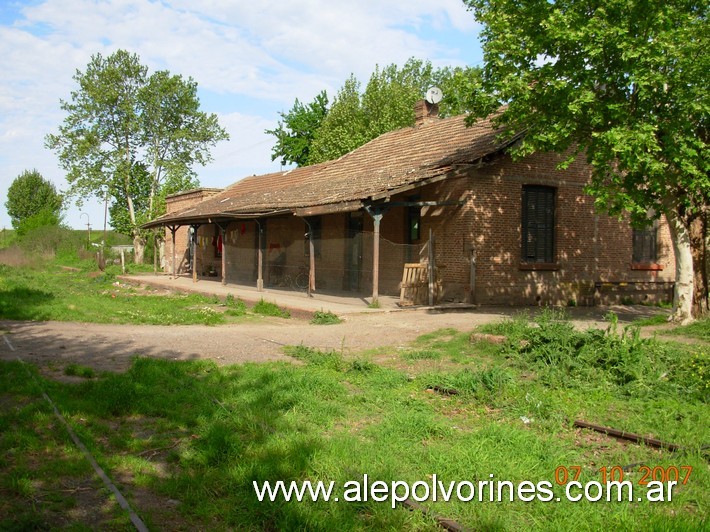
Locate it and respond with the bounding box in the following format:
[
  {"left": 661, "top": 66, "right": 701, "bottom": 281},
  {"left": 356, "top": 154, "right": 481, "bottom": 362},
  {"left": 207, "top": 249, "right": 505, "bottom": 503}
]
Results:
[
  {"left": 64, "top": 363, "right": 95, "bottom": 378},
  {"left": 0, "top": 261, "right": 262, "bottom": 325},
  {"left": 667, "top": 317, "right": 710, "bottom": 342},
  {"left": 632, "top": 313, "right": 669, "bottom": 326},
  {"left": 252, "top": 298, "right": 290, "bottom": 318},
  {"left": 1, "top": 310, "right": 707, "bottom": 530}
]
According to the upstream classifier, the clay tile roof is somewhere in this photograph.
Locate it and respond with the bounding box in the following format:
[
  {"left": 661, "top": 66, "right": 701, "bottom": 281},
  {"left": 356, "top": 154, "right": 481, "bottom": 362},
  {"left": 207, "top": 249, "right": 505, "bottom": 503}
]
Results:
[{"left": 145, "top": 112, "right": 512, "bottom": 227}]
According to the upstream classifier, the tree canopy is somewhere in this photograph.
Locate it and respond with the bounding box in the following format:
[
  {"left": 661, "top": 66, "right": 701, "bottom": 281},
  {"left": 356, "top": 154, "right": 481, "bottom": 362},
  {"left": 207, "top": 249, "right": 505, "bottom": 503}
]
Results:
[
  {"left": 465, "top": 0, "right": 709, "bottom": 321},
  {"left": 267, "top": 59, "right": 485, "bottom": 166},
  {"left": 46, "top": 50, "right": 229, "bottom": 262},
  {"left": 266, "top": 91, "right": 328, "bottom": 167},
  {"left": 5, "top": 169, "right": 63, "bottom": 236}
]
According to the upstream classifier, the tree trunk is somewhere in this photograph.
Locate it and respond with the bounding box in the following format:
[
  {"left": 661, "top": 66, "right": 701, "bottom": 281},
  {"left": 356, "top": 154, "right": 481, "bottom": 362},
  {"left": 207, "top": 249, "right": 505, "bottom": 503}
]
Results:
[
  {"left": 133, "top": 233, "right": 146, "bottom": 264},
  {"left": 690, "top": 210, "right": 709, "bottom": 316},
  {"left": 665, "top": 208, "right": 694, "bottom": 323}
]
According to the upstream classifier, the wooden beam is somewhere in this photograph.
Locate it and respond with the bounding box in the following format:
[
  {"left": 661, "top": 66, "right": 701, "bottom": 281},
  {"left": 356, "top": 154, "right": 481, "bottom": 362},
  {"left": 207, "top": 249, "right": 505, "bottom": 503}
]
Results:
[
  {"left": 294, "top": 200, "right": 362, "bottom": 217},
  {"left": 168, "top": 226, "right": 178, "bottom": 279},
  {"left": 216, "top": 223, "right": 227, "bottom": 286},
  {"left": 308, "top": 232, "right": 315, "bottom": 297},
  {"left": 368, "top": 173, "right": 453, "bottom": 202},
  {"left": 365, "top": 208, "right": 384, "bottom": 302},
  {"left": 191, "top": 224, "right": 200, "bottom": 283},
  {"left": 256, "top": 219, "right": 264, "bottom": 291},
  {"left": 428, "top": 228, "right": 435, "bottom": 306},
  {"left": 371, "top": 200, "right": 464, "bottom": 208}
]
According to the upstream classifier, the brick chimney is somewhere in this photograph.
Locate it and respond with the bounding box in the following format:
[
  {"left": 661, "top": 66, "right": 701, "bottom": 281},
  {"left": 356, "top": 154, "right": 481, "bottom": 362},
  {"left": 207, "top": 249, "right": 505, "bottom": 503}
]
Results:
[{"left": 414, "top": 99, "right": 439, "bottom": 126}]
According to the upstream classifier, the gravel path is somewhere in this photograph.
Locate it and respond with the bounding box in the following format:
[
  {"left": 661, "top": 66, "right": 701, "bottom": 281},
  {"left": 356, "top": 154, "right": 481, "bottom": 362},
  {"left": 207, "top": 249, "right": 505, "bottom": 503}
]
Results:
[{"left": 0, "top": 304, "right": 669, "bottom": 377}]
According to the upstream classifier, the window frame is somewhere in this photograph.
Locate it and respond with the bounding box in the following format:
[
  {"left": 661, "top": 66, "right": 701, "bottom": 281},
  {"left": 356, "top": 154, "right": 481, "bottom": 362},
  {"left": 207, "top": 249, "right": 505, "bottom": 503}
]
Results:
[
  {"left": 631, "top": 223, "right": 659, "bottom": 267},
  {"left": 521, "top": 185, "right": 556, "bottom": 266}
]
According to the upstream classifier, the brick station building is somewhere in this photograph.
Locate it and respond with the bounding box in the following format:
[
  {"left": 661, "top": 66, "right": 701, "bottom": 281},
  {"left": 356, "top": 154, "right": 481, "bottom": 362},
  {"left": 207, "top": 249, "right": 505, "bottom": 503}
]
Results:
[{"left": 144, "top": 102, "right": 675, "bottom": 307}]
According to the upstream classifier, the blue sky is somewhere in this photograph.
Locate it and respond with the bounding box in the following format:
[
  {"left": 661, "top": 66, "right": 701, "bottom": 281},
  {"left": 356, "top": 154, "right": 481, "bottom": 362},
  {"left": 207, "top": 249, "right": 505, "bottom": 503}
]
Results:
[{"left": 0, "top": 0, "right": 483, "bottom": 229}]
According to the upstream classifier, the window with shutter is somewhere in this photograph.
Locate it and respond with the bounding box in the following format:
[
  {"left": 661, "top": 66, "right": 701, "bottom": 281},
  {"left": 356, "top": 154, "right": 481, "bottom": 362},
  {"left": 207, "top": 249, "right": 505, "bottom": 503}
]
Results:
[
  {"left": 521, "top": 185, "right": 555, "bottom": 264},
  {"left": 632, "top": 226, "right": 657, "bottom": 263}
]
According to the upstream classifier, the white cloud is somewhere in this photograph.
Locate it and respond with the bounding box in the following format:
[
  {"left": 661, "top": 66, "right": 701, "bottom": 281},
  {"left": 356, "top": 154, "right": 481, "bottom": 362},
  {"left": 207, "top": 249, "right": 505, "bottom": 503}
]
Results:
[{"left": 0, "top": 0, "right": 480, "bottom": 229}]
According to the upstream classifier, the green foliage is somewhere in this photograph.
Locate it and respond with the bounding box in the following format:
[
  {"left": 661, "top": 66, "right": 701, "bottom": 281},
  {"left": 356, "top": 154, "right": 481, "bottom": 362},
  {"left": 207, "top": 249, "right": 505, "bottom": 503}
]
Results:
[
  {"left": 284, "top": 345, "right": 344, "bottom": 371},
  {"left": 421, "top": 367, "right": 513, "bottom": 399},
  {"left": 480, "top": 309, "right": 708, "bottom": 401},
  {"left": 310, "top": 309, "right": 342, "bottom": 325},
  {"left": 1, "top": 318, "right": 708, "bottom": 530},
  {"left": 269, "top": 59, "right": 486, "bottom": 166},
  {"left": 252, "top": 298, "right": 290, "bottom": 318},
  {"left": 267, "top": 91, "right": 329, "bottom": 166},
  {"left": 5, "top": 169, "right": 63, "bottom": 235},
  {"left": 0, "top": 262, "right": 226, "bottom": 325},
  {"left": 224, "top": 293, "right": 247, "bottom": 316},
  {"left": 17, "top": 226, "right": 85, "bottom": 259},
  {"left": 367, "top": 298, "right": 381, "bottom": 309},
  {"left": 45, "top": 49, "right": 228, "bottom": 254},
  {"left": 465, "top": 0, "right": 709, "bottom": 319},
  {"left": 64, "top": 363, "right": 95, "bottom": 378},
  {"left": 668, "top": 317, "right": 710, "bottom": 342}
]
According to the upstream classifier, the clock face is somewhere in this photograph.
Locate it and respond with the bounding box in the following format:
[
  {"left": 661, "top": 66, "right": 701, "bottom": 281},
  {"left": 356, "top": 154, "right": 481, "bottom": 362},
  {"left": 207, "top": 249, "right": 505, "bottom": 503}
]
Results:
[{"left": 426, "top": 87, "right": 442, "bottom": 104}]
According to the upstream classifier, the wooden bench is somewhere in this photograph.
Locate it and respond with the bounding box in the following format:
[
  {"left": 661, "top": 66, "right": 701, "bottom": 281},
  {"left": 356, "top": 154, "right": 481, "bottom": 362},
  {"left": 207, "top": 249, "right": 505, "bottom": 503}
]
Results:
[{"left": 399, "top": 263, "right": 428, "bottom": 306}]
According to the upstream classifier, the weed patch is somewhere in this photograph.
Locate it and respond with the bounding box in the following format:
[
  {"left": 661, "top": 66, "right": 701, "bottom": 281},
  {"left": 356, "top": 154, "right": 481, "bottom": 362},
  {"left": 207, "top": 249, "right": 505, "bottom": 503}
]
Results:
[
  {"left": 310, "top": 309, "right": 342, "bottom": 325},
  {"left": 253, "top": 298, "right": 290, "bottom": 318},
  {"left": 224, "top": 294, "right": 247, "bottom": 316}
]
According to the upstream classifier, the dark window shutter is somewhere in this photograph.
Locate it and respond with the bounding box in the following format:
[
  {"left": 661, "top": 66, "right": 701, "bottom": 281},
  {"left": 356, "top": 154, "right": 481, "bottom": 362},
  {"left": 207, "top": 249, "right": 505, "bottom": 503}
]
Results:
[
  {"left": 522, "top": 185, "right": 555, "bottom": 263},
  {"left": 632, "top": 226, "right": 657, "bottom": 263}
]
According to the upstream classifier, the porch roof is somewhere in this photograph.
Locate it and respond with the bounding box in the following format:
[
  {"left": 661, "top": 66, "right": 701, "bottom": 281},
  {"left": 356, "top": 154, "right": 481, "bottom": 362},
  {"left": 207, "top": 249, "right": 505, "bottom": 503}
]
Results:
[{"left": 144, "top": 111, "right": 517, "bottom": 229}]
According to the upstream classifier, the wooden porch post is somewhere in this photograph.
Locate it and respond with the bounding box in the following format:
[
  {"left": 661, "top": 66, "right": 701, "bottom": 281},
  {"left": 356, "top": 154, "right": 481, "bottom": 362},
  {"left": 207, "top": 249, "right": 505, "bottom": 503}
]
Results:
[
  {"left": 370, "top": 210, "right": 383, "bottom": 301},
  {"left": 191, "top": 224, "right": 199, "bottom": 283},
  {"left": 303, "top": 218, "right": 315, "bottom": 298},
  {"left": 309, "top": 236, "right": 315, "bottom": 297},
  {"left": 218, "top": 223, "right": 227, "bottom": 286},
  {"left": 428, "top": 228, "right": 435, "bottom": 306},
  {"left": 256, "top": 219, "right": 264, "bottom": 291},
  {"left": 168, "top": 225, "right": 178, "bottom": 279}
]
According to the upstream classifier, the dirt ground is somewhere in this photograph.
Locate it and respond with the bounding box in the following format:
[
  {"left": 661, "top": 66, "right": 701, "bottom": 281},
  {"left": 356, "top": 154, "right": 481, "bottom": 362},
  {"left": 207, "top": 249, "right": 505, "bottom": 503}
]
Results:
[{"left": 0, "top": 304, "right": 669, "bottom": 378}]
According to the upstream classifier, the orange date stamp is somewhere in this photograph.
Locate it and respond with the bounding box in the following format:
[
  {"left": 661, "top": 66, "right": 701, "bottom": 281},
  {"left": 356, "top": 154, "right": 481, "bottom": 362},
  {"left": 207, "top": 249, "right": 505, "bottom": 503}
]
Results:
[{"left": 554, "top": 465, "right": 693, "bottom": 485}]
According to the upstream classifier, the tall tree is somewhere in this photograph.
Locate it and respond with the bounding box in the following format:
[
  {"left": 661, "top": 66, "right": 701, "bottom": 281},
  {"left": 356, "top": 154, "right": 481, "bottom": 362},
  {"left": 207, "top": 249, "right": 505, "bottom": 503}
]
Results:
[
  {"left": 464, "top": 0, "right": 709, "bottom": 322},
  {"left": 266, "top": 91, "right": 328, "bottom": 167},
  {"left": 46, "top": 50, "right": 228, "bottom": 263},
  {"left": 308, "top": 75, "right": 368, "bottom": 164},
  {"left": 268, "top": 59, "right": 485, "bottom": 167},
  {"left": 5, "top": 169, "right": 63, "bottom": 236}
]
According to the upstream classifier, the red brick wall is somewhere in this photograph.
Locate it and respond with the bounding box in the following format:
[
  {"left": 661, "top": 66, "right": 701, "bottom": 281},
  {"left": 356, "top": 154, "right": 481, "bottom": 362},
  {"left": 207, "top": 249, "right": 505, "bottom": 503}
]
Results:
[
  {"left": 164, "top": 189, "right": 221, "bottom": 275},
  {"left": 161, "top": 154, "right": 675, "bottom": 306},
  {"left": 412, "top": 151, "right": 675, "bottom": 305}
]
